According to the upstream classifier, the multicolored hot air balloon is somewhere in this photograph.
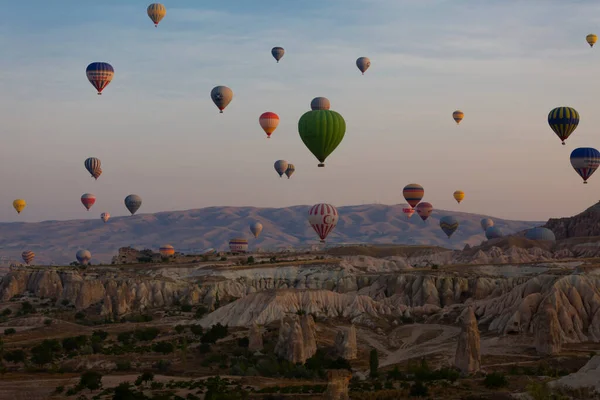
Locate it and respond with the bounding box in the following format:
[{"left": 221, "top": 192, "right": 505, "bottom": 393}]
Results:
[
  {"left": 415, "top": 202, "right": 433, "bottom": 222},
  {"left": 101, "top": 212, "right": 110, "bottom": 223},
  {"left": 356, "top": 57, "right": 371, "bottom": 75},
  {"left": 21, "top": 250, "right": 35, "bottom": 265},
  {"left": 570, "top": 147, "right": 600, "bottom": 184},
  {"left": 271, "top": 47, "right": 285, "bottom": 63},
  {"left": 402, "top": 184, "right": 424, "bottom": 208},
  {"left": 81, "top": 193, "right": 96, "bottom": 211},
  {"left": 159, "top": 244, "right": 175, "bottom": 257},
  {"left": 452, "top": 110, "right": 464, "bottom": 125},
  {"left": 548, "top": 107, "right": 579, "bottom": 145},
  {"left": 485, "top": 226, "right": 503, "bottom": 240},
  {"left": 311, "top": 97, "right": 330, "bottom": 111},
  {"left": 250, "top": 222, "right": 263, "bottom": 238},
  {"left": 211, "top": 86, "right": 233, "bottom": 113},
  {"left": 125, "top": 194, "right": 142, "bottom": 215},
  {"left": 259, "top": 112, "right": 279, "bottom": 138},
  {"left": 308, "top": 203, "right": 339, "bottom": 243},
  {"left": 84, "top": 157, "right": 102, "bottom": 180},
  {"left": 440, "top": 216, "right": 459, "bottom": 238},
  {"left": 525, "top": 227, "right": 556, "bottom": 242},
  {"left": 480, "top": 218, "right": 494, "bottom": 231},
  {"left": 274, "top": 160, "right": 288, "bottom": 177},
  {"left": 402, "top": 205, "right": 415, "bottom": 219},
  {"left": 587, "top": 34, "right": 597, "bottom": 47},
  {"left": 76, "top": 250, "right": 92, "bottom": 265},
  {"left": 298, "top": 110, "right": 346, "bottom": 167},
  {"left": 13, "top": 199, "right": 26, "bottom": 214},
  {"left": 229, "top": 238, "right": 249, "bottom": 253},
  {"left": 453, "top": 190, "right": 465, "bottom": 204},
  {"left": 147, "top": 3, "right": 166, "bottom": 27},
  {"left": 86, "top": 62, "right": 114, "bottom": 95},
  {"left": 285, "top": 164, "right": 295, "bottom": 179}
]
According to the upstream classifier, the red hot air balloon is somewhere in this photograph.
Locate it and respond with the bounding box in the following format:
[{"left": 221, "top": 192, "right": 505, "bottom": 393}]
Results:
[
  {"left": 81, "top": 193, "right": 96, "bottom": 211},
  {"left": 415, "top": 202, "right": 433, "bottom": 222},
  {"left": 402, "top": 205, "right": 415, "bottom": 219},
  {"left": 308, "top": 203, "right": 339, "bottom": 243},
  {"left": 259, "top": 112, "right": 280, "bottom": 138}
]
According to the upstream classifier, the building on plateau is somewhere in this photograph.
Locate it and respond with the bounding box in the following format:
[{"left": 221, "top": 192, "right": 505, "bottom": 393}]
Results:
[{"left": 229, "top": 238, "right": 249, "bottom": 253}]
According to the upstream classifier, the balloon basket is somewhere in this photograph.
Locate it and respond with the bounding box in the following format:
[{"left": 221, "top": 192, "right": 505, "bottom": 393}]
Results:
[{"left": 318, "top": 163, "right": 325, "bottom": 167}]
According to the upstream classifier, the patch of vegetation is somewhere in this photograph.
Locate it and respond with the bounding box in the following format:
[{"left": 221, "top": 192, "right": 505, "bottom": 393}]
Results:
[
  {"left": 483, "top": 372, "right": 508, "bottom": 389},
  {"left": 3, "top": 328, "right": 16, "bottom": 335}
]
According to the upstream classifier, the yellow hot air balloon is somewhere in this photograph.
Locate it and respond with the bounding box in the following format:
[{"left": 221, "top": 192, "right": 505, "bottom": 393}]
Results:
[
  {"left": 453, "top": 190, "right": 465, "bottom": 204},
  {"left": 587, "top": 34, "right": 597, "bottom": 47},
  {"left": 452, "top": 110, "right": 464, "bottom": 125},
  {"left": 147, "top": 3, "right": 166, "bottom": 27},
  {"left": 13, "top": 199, "right": 26, "bottom": 214}
]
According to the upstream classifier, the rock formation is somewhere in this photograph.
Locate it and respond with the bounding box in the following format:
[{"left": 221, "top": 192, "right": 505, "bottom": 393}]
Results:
[
  {"left": 544, "top": 201, "right": 600, "bottom": 239},
  {"left": 454, "top": 307, "right": 480, "bottom": 374},
  {"left": 534, "top": 304, "right": 562, "bottom": 356},
  {"left": 274, "top": 314, "right": 317, "bottom": 364},
  {"left": 551, "top": 356, "right": 600, "bottom": 394},
  {"left": 248, "top": 322, "right": 263, "bottom": 351},
  {"left": 322, "top": 370, "right": 351, "bottom": 400},
  {"left": 334, "top": 325, "right": 357, "bottom": 360}
]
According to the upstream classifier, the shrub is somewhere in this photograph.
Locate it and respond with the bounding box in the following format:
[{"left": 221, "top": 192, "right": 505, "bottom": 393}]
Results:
[
  {"left": 369, "top": 349, "right": 379, "bottom": 378},
  {"left": 74, "top": 311, "right": 85, "bottom": 320},
  {"left": 190, "top": 325, "right": 204, "bottom": 336},
  {"left": 195, "top": 306, "right": 209, "bottom": 319},
  {"left": 3, "top": 328, "right": 16, "bottom": 335},
  {"left": 44, "top": 319, "right": 52, "bottom": 326},
  {"left": 134, "top": 327, "right": 159, "bottom": 342},
  {"left": 153, "top": 341, "right": 175, "bottom": 354},
  {"left": 199, "top": 343, "right": 211, "bottom": 354},
  {"left": 154, "top": 359, "right": 171, "bottom": 373},
  {"left": 79, "top": 371, "right": 103, "bottom": 392},
  {"left": 62, "top": 335, "right": 89, "bottom": 352},
  {"left": 135, "top": 372, "right": 154, "bottom": 386},
  {"left": 237, "top": 337, "right": 249, "bottom": 348},
  {"left": 175, "top": 325, "right": 185, "bottom": 334},
  {"left": 409, "top": 381, "right": 429, "bottom": 397},
  {"left": 21, "top": 302, "right": 35, "bottom": 315},
  {"left": 1, "top": 309, "right": 11, "bottom": 316},
  {"left": 91, "top": 330, "right": 108, "bottom": 342},
  {"left": 4, "top": 349, "right": 26, "bottom": 364},
  {"left": 181, "top": 304, "right": 193, "bottom": 312},
  {"left": 483, "top": 372, "right": 508, "bottom": 389},
  {"left": 115, "top": 361, "right": 131, "bottom": 371}
]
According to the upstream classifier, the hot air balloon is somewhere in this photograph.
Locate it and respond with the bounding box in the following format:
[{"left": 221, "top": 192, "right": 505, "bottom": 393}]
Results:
[
  {"left": 356, "top": 57, "right": 371, "bottom": 75},
  {"left": 310, "top": 97, "right": 330, "bottom": 111},
  {"left": 125, "top": 194, "right": 142, "bottom": 215},
  {"left": 250, "top": 222, "right": 263, "bottom": 238},
  {"left": 285, "top": 164, "right": 295, "bottom": 179},
  {"left": 21, "top": 250, "right": 35, "bottom": 265},
  {"left": 402, "top": 205, "right": 415, "bottom": 219},
  {"left": 402, "top": 184, "right": 424, "bottom": 208},
  {"left": 76, "top": 250, "right": 92, "bottom": 265},
  {"left": 147, "top": 3, "right": 166, "bottom": 27},
  {"left": 274, "top": 160, "right": 288, "bottom": 177},
  {"left": 81, "top": 193, "right": 96, "bottom": 211},
  {"left": 308, "top": 203, "right": 339, "bottom": 243},
  {"left": 452, "top": 110, "right": 464, "bottom": 125},
  {"left": 548, "top": 107, "right": 579, "bottom": 145},
  {"left": 159, "top": 244, "right": 175, "bottom": 257},
  {"left": 570, "top": 147, "right": 600, "bottom": 184},
  {"left": 480, "top": 218, "right": 494, "bottom": 231},
  {"left": 86, "top": 62, "right": 114, "bottom": 95},
  {"left": 453, "top": 190, "right": 465, "bottom": 204},
  {"left": 298, "top": 110, "right": 346, "bottom": 167},
  {"left": 415, "top": 202, "right": 433, "bottom": 222},
  {"left": 587, "top": 34, "right": 597, "bottom": 47},
  {"left": 211, "top": 86, "right": 233, "bottom": 113},
  {"left": 259, "top": 112, "right": 279, "bottom": 138},
  {"left": 84, "top": 157, "right": 102, "bottom": 180},
  {"left": 271, "top": 47, "right": 285, "bottom": 63},
  {"left": 101, "top": 212, "right": 110, "bottom": 223},
  {"left": 440, "top": 216, "right": 459, "bottom": 238},
  {"left": 485, "top": 226, "right": 503, "bottom": 240},
  {"left": 13, "top": 199, "right": 26, "bottom": 214},
  {"left": 525, "top": 227, "right": 556, "bottom": 241},
  {"left": 229, "top": 238, "right": 249, "bottom": 253}
]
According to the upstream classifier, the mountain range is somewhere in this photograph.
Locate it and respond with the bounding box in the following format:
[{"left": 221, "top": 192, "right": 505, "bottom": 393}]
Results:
[{"left": 0, "top": 204, "right": 543, "bottom": 265}]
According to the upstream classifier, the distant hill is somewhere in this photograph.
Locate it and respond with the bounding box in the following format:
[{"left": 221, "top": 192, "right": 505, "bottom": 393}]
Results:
[
  {"left": 544, "top": 201, "right": 600, "bottom": 239},
  {"left": 0, "top": 204, "right": 543, "bottom": 265}
]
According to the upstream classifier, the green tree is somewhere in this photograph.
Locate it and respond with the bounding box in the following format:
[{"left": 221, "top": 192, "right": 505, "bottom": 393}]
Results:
[
  {"left": 79, "top": 370, "right": 103, "bottom": 392},
  {"left": 195, "top": 306, "right": 209, "bottom": 319},
  {"left": 30, "top": 339, "right": 61, "bottom": 366},
  {"left": 175, "top": 325, "right": 185, "bottom": 334},
  {"left": 4, "top": 349, "right": 26, "bottom": 364},
  {"left": 369, "top": 349, "right": 379, "bottom": 379},
  {"left": 134, "top": 371, "right": 154, "bottom": 387},
  {"left": 153, "top": 341, "right": 174, "bottom": 354}
]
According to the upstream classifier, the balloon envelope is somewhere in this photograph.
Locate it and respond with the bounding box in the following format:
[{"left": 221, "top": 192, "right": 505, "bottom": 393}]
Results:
[
  {"left": 402, "top": 205, "right": 415, "bottom": 219},
  {"left": 22, "top": 250, "right": 35, "bottom": 265},
  {"left": 356, "top": 57, "right": 371, "bottom": 74},
  {"left": 86, "top": 62, "right": 114, "bottom": 95},
  {"left": 125, "top": 194, "right": 142, "bottom": 215},
  {"left": 211, "top": 86, "right": 233, "bottom": 113},
  {"left": 259, "top": 112, "right": 279, "bottom": 138},
  {"left": 84, "top": 157, "right": 101, "bottom": 180},
  {"left": 250, "top": 222, "right": 263, "bottom": 238},
  {"left": 13, "top": 199, "right": 26, "bottom": 214},
  {"left": 308, "top": 203, "right": 339, "bottom": 242},
  {"left": 402, "top": 184, "right": 424, "bottom": 208},
  {"left": 298, "top": 110, "right": 346, "bottom": 167},
  {"left": 159, "top": 244, "right": 175, "bottom": 257},
  {"left": 440, "top": 216, "right": 459, "bottom": 238},
  {"left": 415, "top": 202, "right": 433, "bottom": 221},
  {"left": 271, "top": 47, "right": 285, "bottom": 62},
  {"left": 453, "top": 190, "right": 465, "bottom": 204},
  {"left": 147, "top": 3, "right": 166, "bottom": 26},
  {"left": 76, "top": 250, "right": 92, "bottom": 265},
  {"left": 274, "top": 160, "right": 288, "bottom": 177},
  {"left": 481, "top": 218, "right": 494, "bottom": 231},
  {"left": 485, "top": 226, "right": 503, "bottom": 240},
  {"left": 570, "top": 147, "right": 600, "bottom": 184},
  {"left": 310, "top": 97, "right": 330, "bottom": 110},
  {"left": 81, "top": 193, "right": 96, "bottom": 211},
  {"left": 101, "top": 212, "right": 110, "bottom": 223},
  {"left": 452, "top": 110, "right": 464, "bottom": 125},
  {"left": 525, "top": 227, "right": 556, "bottom": 241},
  {"left": 548, "top": 107, "right": 579, "bottom": 145},
  {"left": 285, "top": 164, "right": 295, "bottom": 179},
  {"left": 229, "top": 238, "right": 249, "bottom": 252},
  {"left": 587, "top": 34, "right": 597, "bottom": 47}
]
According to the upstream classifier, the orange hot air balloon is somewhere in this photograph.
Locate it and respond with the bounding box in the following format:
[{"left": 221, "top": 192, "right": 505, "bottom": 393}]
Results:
[
  {"left": 259, "top": 112, "right": 280, "bottom": 138},
  {"left": 452, "top": 110, "right": 464, "bottom": 125},
  {"left": 159, "top": 244, "right": 175, "bottom": 257},
  {"left": 453, "top": 190, "right": 465, "bottom": 204}
]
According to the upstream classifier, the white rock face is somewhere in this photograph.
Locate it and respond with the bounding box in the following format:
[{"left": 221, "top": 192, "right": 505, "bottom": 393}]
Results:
[
  {"left": 248, "top": 322, "right": 263, "bottom": 351},
  {"left": 551, "top": 356, "right": 600, "bottom": 394},
  {"left": 335, "top": 325, "right": 358, "bottom": 360},
  {"left": 454, "top": 307, "right": 481, "bottom": 374},
  {"left": 274, "top": 315, "right": 317, "bottom": 364},
  {"left": 534, "top": 304, "right": 562, "bottom": 356}
]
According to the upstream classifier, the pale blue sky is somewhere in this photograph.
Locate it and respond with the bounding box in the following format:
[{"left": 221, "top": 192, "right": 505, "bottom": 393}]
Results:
[{"left": 1, "top": 0, "right": 600, "bottom": 223}]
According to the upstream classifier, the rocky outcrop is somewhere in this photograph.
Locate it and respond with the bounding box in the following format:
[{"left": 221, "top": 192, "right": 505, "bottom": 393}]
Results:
[
  {"left": 248, "top": 322, "right": 263, "bottom": 351},
  {"left": 274, "top": 315, "right": 317, "bottom": 364},
  {"left": 322, "top": 370, "right": 351, "bottom": 400},
  {"left": 534, "top": 304, "right": 562, "bottom": 356},
  {"left": 454, "top": 307, "right": 480, "bottom": 374},
  {"left": 551, "top": 356, "right": 600, "bottom": 394},
  {"left": 334, "top": 325, "right": 357, "bottom": 360},
  {"left": 544, "top": 202, "right": 600, "bottom": 239}
]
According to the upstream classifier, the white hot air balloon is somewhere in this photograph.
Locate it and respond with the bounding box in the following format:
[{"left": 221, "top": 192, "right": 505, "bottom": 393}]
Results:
[
  {"left": 250, "top": 222, "right": 263, "bottom": 238},
  {"left": 101, "top": 212, "right": 110, "bottom": 223},
  {"left": 308, "top": 203, "right": 339, "bottom": 243}
]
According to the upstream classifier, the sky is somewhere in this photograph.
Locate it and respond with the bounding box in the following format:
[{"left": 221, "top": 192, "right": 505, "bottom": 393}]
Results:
[{"left": 1, "top": 0, "right": 600, "bottom": 223}]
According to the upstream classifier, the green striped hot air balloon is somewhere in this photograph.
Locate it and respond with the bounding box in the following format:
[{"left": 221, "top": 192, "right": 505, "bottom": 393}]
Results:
[{"left": 298, "top": 110, "right": 346, "bottom": 167}]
